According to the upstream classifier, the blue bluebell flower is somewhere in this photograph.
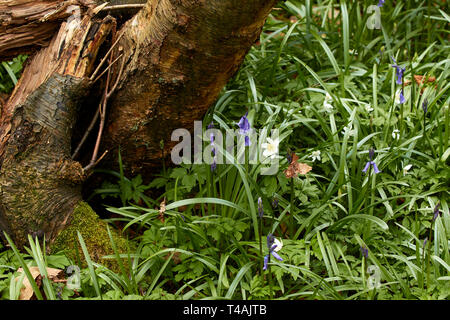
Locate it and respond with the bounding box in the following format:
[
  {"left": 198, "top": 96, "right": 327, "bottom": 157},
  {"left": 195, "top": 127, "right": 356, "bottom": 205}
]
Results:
[
  {"left": 362, "top": 148, "right": 381, "bottom": 174},
  {"left": 263, "top": 234, "right": 283, "bottom": 270},
  {"left": 399, "top": 89, "right": 405, "bottom": 104},
  {"left": 369, "top": 148, "right": 375, "bottom": 160},
  {"left": 395, "top": 88, "right": 406, "bottom": 104},
  {"left": 377, "top": 0, "right": 385, "bottom": 7},
  {"left": 238, "top": 112, "right": 251, "bottom": 146},
  {"left": 391, "top": 57, "right": 405, "bottom": 85},
  {"left": 362, "top": 161, "right": 381, "bottom": 174}
]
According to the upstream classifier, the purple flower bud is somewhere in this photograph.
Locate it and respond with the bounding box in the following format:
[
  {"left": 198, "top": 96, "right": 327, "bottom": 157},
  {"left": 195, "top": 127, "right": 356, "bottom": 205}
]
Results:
[
  {"left": 369, "top": 148, "right": 375, "bottom": 161},
  {"left": 257, "top": 197, "right": 264, "bottom": 218},
  {"left": 360, "top": 246, "right": 369, "bottom": 259},
  {"left": 272, "top": 198, "right": 279, "bottom": 208},
  {"left": 263, "top": 254, "right": 269, "bottom": 271},
  {"left": 377, "top": 0, "right": 385, "bottom": 7},
  {"left": 433, "top": 203, "right": 440, "bottom": 221},
  {"left": 399, "top": 89, "right": 406, "bottom": 104},
  {"left": 244, "top": 135, "right": 251, "bottom": 147},
  {"left": 423, "top": 237, "right": 428, "bottom": 248},
  {"left": 208, "top": 122, "right": 216, "bottom": 171},
  {"left": 238, "top": 112, "right": 251, "bottom": 147},
  {"left": 238, "top": 112, "right": 250, "bottom": 135},
  {"left": 267, "top": 233, "right": 275, "bottom": 249},
  {"left": 286, "top": 152, "right": 292, "bottom": 163},
  {"left": 422, "top": 99, "right": 428, "bottom": 114},
  {"left": 391, "top": 58, "right": 405, "bottom": 85}
]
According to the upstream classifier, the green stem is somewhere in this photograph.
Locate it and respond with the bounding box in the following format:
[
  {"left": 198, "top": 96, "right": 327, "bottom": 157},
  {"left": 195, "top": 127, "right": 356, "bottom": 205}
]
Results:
[
  {"left": 426, "top": 223, "right": 433, "bottom": 290},
  {"left": 268, "top": 258, "right": 273, "bottom": 300},
  {"left": 289, "top": 178, "right": 295, "bottom": 237},
  {"left": 259, "top": 218, "right": 263, "bottom": 279},
  {"left": 245, "top": 145, "right": 249, "bottom": 175},
  {"left": 400, "top": 83, "right": 404, "bottom": 138}
]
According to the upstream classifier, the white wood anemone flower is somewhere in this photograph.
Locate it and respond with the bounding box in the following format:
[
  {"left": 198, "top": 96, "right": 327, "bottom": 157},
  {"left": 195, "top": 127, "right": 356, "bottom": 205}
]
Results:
[
  {"left": 273, "top": 238, "right": 283, "bottom": 252},
  {"left": 261, "top": 137, "right": 279, "bottom": 160},
  {"left": 392, "top": 129, "right": 400, "bottom": 140},
  {"left": 342, "top": 124, "right": 355, "bottom": 136},
  {"left": 365, "top": 104, "right": 374, "bottom": 112},
  {"left": 309, "top": 150, "right": 321, "bottom": 162},
  {"left": 323, "top": 92, "right": 334, "bottom": 112},
  {"left": 403, "top": 164, "right": 412, "bottom": 176}
]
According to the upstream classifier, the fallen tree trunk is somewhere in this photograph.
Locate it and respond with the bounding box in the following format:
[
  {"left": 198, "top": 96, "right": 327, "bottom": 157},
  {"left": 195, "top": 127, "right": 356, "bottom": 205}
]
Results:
[
  {"left": 0, "top": 0, "right": 97, "bottom": 60},
  {"left": 0, "top": 0, "right": 277, "bottom": 258}
]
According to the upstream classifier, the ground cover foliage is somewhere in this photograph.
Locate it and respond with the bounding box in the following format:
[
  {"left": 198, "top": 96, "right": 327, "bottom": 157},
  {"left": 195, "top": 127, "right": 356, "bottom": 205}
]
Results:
[{"left": 0, "top": 0, "right": 449, "bottom": 300}]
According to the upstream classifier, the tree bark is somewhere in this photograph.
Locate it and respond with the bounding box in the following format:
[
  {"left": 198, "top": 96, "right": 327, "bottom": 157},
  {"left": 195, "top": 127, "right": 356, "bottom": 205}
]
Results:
[
  {"left": 0, "top": 5, "right": 114, "bottom": 248},
  {"left": 102, "top": 0, "right": 277, "bottom": 176},
  {"left": 0, "top": 0, "right": 276, "bottom": 254}
]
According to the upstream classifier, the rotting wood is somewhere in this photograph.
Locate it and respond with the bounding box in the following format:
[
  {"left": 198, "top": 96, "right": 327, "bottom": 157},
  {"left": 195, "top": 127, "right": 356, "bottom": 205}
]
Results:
[{"left": 0, "top": 11, "right": 114, "bottom": 247}]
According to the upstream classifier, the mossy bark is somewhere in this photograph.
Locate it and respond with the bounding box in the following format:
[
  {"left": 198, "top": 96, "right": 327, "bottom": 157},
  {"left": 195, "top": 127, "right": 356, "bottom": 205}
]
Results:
[
  {"left": 51, "top": 201, "right": 128, "bottom": 270},
  {"left": 0, "top": 10, "right": 114, "bottom": 249},
  {"left": 0, "top": 74, "right": 87, "bottom": 248}
]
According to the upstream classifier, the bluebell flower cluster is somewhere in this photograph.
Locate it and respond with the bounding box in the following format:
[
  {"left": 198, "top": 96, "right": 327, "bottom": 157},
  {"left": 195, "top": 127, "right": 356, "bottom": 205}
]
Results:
[
  {"left": 362, "top": 148, "right": 381, "bottom": 174},
  {"left": 263, "top": 234, "right": 283, "bottom": 270},
  {"left": 391, "top": 57, "right": 405, "bottom": 85},
  {"left": 238, "top": 112, "right": 251, "bottom": 147}
]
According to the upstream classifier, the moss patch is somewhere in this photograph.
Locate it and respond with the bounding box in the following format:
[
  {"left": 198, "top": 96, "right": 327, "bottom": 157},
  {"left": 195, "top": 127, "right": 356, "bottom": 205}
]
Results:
[{"left": 51, "top": 201, "right": 129, "bottom": 271}]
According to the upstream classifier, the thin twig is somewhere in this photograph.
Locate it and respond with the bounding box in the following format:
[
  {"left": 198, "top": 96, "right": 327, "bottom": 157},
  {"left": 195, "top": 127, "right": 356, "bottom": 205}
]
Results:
[
  {"left": 88, "top": 69, "right": 110, "bottom": 169},
  {"left": 89, "top": 31, "right": 124, "bottom": 81},
  {"left": 92, "top": 53, "right": 123, "bottom": 84},
  {"left": 71, "top": 107, "right": 100, "bottom": 159},
  {"left": 81, "top": 23, "right": 126, "bottom": 172},
  {"left": 83, "top": 150, "right": 108, "bottom": 172},
  {"left": 72, "top": 54, "right": 123, "bottom": 159},
  {"left": 107, "top": 55, "right": 125, "bottom": 99}
]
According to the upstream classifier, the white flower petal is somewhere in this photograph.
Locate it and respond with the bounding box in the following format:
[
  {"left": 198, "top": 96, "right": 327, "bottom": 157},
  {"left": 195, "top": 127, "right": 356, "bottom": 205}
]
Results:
[{"left": 273, "top": 238, "right": 283, "bottom": 252}]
